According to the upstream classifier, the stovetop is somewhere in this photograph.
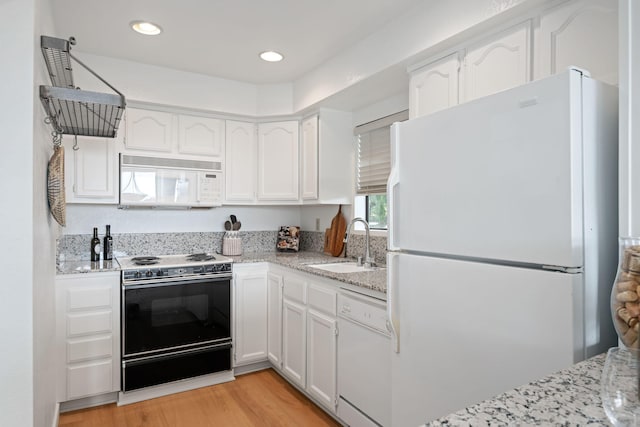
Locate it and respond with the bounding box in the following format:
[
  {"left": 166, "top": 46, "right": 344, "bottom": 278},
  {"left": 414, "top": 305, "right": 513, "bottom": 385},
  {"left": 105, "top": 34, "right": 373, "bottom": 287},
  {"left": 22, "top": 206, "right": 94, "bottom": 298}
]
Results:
[{"left": 118, "top": 253, "right": 233, "bottom": 283}]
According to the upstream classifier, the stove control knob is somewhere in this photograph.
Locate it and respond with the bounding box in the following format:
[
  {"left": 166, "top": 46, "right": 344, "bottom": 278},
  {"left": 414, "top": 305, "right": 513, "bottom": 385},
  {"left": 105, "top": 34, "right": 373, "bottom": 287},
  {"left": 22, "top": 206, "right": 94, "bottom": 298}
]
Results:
[
  {"left": 134, "top": 271, "right": 142, "bottom": 279},
  {"left": 156, "top": 270, "right": 164, "bottom": 277},
  {"left": 146, "top": 270, "right": 154, "bottom": 277}
]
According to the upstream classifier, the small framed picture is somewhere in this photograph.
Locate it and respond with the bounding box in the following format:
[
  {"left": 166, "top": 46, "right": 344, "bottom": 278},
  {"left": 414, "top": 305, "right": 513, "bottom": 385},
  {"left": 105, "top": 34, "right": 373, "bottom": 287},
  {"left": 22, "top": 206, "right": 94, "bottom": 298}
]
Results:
[{"left": 277, "top": 226, "right": 300, "bottom": 252}]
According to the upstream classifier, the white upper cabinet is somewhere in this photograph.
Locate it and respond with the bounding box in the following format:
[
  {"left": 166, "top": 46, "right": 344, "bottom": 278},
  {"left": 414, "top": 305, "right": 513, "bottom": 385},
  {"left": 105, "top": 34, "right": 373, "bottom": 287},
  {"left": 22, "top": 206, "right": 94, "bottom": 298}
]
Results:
[
  {"left": 257, "top": 121, "right": 299, "bottom": 201},
  {"left": 409, "top": 53, "right": 460, "bottom": 119},
  {"left": 64, "top": 135, "right": 121, "bottom": 204},
  {"left": 225, "top": 120, "right": 257, "bottom": 202},
  {"left": 178, "top": 115, "right": 225, "bottom": 157},
  {"left": 301, "top": 115, "right": 319, "bottom": 200},
  {"left": 124, "top": 108, "right": 175, "bottom": 152},
  {"left": 536, "top": 0, "right": 617, "bottom": 84},
  {"left": 463, "top": 21, "right": 531, "bottom": 102}
]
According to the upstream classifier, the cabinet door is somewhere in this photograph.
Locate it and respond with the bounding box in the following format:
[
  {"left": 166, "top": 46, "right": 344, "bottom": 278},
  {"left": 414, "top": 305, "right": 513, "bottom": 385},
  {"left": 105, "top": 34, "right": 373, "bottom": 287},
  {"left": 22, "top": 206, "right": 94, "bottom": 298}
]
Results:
[
  {"left": 282, "top": 298, "right": 306, "bottom": 388},
  {"left": 307, "top": 309, "right": 337, "bottom": 412},
  {"left": 233, "top": 269, "right": 268, "bottom": 366},
  {"left": 409, "top": 53, "right": 460, "bottom": 119},
  {"left": 267, "top": 272, "right": 283, "bottom": 368},
  {"left": 56, "top": 273, "right": 121, "bottom": 402},
  {"left": 536, "top": 0, "right": 617, "bottom": 84},
  {"left": 125, "top": 108, "right": 175, "bottom": 152},
  {"left": 178, "top": 114, "right": 225, "bottom": 157},
  {"left": 257, "top": 121, "right": 299, "bottom": 201},
  {"left": 463, "top": 21, "right": 531, "bottom": 102},
  {"left": 225, "top": 120, "right": 257, "bottom": 202},
  {"left": 64, "top": 136, "right": 118, "bottom": 204},
  {"left": 301, "top": 115, "right": 318, "bottom": 200}
]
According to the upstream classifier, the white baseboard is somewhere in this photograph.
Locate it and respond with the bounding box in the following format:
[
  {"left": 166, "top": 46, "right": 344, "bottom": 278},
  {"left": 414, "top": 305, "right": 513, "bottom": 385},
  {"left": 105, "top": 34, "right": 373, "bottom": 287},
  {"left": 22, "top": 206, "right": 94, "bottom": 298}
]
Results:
[
  {"left": 233, "top": 360, "right": 272, "bottom": 375},
  {"left": 60, "top": 392, "right": 118, "bottom": 413},
  {"left": 118, "top": 370, "right": 235, "bottom": 406},
  {"left": 52, "top": 403, "right": 60, "bottom": 427}
]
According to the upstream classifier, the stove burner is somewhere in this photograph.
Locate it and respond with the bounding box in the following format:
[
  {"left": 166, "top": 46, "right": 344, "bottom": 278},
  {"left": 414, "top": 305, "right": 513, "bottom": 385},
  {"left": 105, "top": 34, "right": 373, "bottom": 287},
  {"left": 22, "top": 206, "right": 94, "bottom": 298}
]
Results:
[
  {"left": 186, "top": 253, "right": 216, "bottom": 262},
  {"left": 131, "top": 256, "right": 160, "bottom": 266}
]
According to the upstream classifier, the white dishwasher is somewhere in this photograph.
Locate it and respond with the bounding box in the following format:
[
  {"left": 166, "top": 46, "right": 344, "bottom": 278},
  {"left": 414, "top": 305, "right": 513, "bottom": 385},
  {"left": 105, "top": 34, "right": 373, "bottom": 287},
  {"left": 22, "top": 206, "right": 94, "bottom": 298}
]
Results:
[{"left": 337, "top": 289, "right": 390, "bottom": 427}]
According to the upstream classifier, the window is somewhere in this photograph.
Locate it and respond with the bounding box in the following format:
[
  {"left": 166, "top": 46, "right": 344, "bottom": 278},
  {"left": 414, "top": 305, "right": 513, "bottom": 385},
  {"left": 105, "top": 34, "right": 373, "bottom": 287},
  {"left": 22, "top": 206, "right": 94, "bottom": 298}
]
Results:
[{"left": 355, "top": 110, "right": 408, "bottom": 230}]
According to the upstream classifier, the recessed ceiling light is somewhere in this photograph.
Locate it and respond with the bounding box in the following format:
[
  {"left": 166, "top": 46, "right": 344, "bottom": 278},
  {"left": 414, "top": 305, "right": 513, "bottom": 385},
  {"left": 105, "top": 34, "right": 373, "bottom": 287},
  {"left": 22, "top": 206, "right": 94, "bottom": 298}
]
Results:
[
  {"left": 260, "top": 51, "right": 284, "bottom": 62},
  {"left": 130, "top": 21, "right": 162, "bottom": 36}
]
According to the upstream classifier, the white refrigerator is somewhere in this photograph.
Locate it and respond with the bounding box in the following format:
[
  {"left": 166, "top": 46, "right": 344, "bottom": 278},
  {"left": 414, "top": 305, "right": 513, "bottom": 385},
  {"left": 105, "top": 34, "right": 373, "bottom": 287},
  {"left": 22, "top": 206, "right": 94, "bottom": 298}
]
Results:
[{"left": 386, "top": 68, "right": 618, "bottom": 426}]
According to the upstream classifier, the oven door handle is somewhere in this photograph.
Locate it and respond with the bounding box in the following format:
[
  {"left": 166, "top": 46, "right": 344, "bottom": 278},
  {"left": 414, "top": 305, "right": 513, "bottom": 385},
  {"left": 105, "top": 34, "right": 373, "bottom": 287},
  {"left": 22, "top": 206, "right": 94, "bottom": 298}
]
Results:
[{"left": 123, "top": 275, "right": 231, "bottom": 289}]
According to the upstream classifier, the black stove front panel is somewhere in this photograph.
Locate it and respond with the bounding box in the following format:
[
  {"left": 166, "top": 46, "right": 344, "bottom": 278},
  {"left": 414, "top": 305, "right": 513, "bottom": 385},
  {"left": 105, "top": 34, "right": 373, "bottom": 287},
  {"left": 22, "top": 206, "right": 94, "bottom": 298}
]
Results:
[{"left": 123, "top": 276, "right": 231, "bottom": 358}]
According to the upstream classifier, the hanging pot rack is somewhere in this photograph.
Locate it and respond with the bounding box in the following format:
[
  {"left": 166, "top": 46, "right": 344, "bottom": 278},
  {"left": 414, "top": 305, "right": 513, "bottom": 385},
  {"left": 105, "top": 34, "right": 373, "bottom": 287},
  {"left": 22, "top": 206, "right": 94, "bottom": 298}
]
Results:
[{"left": 40, "top": 35, "right": 126, "bottom": 139}]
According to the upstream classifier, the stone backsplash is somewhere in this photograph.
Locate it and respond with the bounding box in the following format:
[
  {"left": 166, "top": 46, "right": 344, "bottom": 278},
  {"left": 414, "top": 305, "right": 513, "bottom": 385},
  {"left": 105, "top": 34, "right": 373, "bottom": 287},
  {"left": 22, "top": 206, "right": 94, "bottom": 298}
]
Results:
[{"left": 57, "top": 230, "right": 388, "bottom": 263}]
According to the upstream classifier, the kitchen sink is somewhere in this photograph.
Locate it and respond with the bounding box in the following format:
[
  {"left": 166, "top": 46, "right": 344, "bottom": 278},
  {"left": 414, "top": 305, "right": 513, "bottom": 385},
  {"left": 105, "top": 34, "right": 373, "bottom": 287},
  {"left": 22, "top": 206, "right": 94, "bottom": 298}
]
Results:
[{"left": 306, "top": 262, "right": 384, "bottom": 274}]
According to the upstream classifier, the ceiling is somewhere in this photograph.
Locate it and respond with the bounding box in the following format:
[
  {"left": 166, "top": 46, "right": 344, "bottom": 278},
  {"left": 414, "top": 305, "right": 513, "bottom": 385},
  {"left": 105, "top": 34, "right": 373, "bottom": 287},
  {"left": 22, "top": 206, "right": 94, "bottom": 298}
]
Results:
[{"left": 51, "top": 0, "right": 424, "bottom": 85}]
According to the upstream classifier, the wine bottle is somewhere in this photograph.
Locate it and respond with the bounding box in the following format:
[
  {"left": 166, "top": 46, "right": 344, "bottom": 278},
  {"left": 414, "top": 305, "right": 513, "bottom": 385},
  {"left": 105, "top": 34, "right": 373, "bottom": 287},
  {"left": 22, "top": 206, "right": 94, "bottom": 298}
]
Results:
[
  {"left": 103, "top": 225, "right": 113, "bottom": 261},
  {"left": 90, "top": 227, "right": 101, "bottom": 262}
]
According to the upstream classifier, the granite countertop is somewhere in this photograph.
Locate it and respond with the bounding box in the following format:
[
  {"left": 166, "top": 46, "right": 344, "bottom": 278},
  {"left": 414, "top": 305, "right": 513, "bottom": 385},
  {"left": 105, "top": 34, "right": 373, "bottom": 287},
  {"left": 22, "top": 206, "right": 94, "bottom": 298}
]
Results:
[
  {"left": 427, "top": 353, "right": 610, "bottom": 426},
  {"left": 56, "top": 251, "right": 387, "bottom": 294},
  {"left": 56, "top": 259, "right": 121, "bottom": 274},
  {"left": 229, "top": 251, "right": 387, "bottom": 294}
]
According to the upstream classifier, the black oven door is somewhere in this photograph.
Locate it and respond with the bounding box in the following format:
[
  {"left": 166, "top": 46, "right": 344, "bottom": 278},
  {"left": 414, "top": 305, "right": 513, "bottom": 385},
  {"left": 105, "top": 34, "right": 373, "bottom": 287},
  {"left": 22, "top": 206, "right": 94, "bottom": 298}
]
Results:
[{"left": 123, "top": 276, "right": 231, "bottom": 357}]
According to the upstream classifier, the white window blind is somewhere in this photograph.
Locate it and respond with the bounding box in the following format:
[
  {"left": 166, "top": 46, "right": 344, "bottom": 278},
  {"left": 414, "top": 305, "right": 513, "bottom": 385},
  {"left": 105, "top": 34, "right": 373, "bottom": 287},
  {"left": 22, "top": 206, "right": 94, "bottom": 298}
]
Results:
[{"left": 355, "top": 110, "right": 408, "bottom": 194}]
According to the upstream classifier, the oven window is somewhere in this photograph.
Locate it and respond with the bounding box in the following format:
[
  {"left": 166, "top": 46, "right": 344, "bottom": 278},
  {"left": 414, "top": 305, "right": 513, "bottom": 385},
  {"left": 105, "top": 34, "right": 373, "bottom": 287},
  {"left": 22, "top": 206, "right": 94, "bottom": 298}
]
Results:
[{"left": 124, "top": 279, "right": 231, "bottom": 356}]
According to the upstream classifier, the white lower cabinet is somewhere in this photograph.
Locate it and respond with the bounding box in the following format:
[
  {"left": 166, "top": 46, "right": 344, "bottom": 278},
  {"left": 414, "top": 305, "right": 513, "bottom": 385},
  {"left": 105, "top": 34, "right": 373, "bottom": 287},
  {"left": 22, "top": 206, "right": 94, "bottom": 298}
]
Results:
[
  {"left": 233, "top": 264, "right": 268, "bottom": 366},
  {"left": 236, "top": 264, "right": 352, "bottom": 416},
  {"left": 55, "top": 272, "right": 120, "bottom": 402},
  {"left": 282, "top": 298, "right": 307, "bottom": 388},
  {"left": 307, "top": 308, "right": 337, "bottom": 409},
  {"left": 280, "top": 271, "right": 338, "bottom": 413}
]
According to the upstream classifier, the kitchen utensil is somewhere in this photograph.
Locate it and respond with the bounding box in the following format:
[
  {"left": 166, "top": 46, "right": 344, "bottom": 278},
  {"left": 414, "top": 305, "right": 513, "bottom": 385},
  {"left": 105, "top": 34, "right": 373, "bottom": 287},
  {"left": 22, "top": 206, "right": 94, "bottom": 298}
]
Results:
[
  {"left": 232, "top": 221, "right": 241, "bottom": 231},
  {"left": 224, "top": 220, "right": 232, "bottom": 231},
  {"left": 326, "top": 205, "right": 346, "bottom": 257}
]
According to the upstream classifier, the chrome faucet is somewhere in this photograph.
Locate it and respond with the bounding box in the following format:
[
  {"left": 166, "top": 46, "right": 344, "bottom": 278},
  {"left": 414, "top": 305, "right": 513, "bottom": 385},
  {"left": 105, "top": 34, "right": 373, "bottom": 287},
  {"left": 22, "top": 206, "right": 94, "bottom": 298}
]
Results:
[{"left": 343, "top": 217, "right": 375, "bottom": 268}]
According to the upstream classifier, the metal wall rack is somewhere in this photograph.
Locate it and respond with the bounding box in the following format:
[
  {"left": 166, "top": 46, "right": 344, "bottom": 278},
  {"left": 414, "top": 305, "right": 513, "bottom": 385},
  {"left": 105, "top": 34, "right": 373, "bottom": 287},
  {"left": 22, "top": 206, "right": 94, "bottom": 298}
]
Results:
[{"left": 40, "top": 36, "right": 126, "bottom": 138}]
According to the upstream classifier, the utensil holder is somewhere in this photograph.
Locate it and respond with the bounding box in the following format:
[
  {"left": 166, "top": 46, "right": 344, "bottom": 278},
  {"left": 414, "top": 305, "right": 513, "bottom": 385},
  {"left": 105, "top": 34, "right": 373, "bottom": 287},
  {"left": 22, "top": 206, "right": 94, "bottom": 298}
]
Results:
[{"left": 222, "top": 231, "right": 242, "bottom": 256}]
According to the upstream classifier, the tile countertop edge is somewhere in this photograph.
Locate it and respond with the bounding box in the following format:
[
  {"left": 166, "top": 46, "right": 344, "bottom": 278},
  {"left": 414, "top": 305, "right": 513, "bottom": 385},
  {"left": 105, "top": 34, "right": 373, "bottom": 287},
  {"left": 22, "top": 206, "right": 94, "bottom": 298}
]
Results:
[
  {"left": 425, "top": 352, "right": 610, "bottom": 426},
  {"left": 56, "top": 251, "right": 388, "bottom": 295}
]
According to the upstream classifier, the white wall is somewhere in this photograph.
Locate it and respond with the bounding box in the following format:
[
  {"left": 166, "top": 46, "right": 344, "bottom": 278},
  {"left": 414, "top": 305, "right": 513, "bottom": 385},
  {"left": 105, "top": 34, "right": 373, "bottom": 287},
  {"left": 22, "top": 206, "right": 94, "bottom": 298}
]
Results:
[
  {"left": 71, "top": 53, "right": 262, "bottom": 116},
  {"left": 0, "top": 0, "right": 59, "bottom": 426},
  {"left": 292, "top": 0, "right": 547, "bottom": 111},
  {"left": 619, "top": 0, "right": 640, "bottom": 237},
  {"left": 0, "top": 1, "right": 35, "bottom": 424},
  {"left": 65, "top": 205, "right": 302, "bottom": 234},
  {"left": 33, "top": 0, "right": 60, "bottom": 425}
]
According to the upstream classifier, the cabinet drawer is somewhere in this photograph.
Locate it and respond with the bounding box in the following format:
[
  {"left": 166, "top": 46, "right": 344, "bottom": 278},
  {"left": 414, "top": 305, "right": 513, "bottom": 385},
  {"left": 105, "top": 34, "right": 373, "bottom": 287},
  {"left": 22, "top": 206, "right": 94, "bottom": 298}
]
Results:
[
  {"left": 308, "top": 285, "right": 336, "bottom": 316},
  {"left": 67, "top": 360, "right": 113, "bottom": 400},
  {"left": 68, "top": 335, "right": 113, "bottom": 363},
  {"left": 67, "top": 311, "right": 112, "bottom": 337},
  {"left": 67, "top": 286, "right": 112, "bottom": 311},
  {"left": 283, "top": 276, "right": 307, "bottom": 304}
]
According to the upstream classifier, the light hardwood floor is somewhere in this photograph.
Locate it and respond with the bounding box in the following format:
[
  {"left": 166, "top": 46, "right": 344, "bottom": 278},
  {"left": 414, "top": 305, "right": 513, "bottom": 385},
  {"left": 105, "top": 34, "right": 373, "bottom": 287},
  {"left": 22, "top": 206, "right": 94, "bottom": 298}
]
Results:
[{"left": 58, "top": 369, "right": 341, "bottom": 427}]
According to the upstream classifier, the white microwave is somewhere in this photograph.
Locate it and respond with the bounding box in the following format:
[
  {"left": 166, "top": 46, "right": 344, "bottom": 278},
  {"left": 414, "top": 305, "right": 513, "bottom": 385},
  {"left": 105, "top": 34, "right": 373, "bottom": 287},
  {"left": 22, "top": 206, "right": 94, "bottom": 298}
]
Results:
[{"left": 119, "top": 154, "right": 223, "bottom": 208}]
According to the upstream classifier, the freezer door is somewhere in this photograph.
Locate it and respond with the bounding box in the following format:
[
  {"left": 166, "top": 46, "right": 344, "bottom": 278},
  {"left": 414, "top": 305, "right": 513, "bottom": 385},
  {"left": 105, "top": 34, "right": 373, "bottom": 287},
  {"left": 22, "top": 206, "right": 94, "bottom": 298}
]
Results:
[
  {"left": 389, "top": 70, "right": 584, "bottom": 267},
  {"left": 390, "top": 253, "right": 584, "bottom": 426}
]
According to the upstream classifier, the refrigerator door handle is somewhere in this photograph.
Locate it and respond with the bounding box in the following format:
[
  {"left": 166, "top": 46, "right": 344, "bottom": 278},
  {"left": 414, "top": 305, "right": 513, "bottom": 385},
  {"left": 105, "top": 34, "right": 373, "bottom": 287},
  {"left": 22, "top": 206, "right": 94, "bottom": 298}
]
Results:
[
  {"left": 387, "top": 123, "right": 400, "bottom": 251},
  {"left": 387, "top": 252, "right": 400, "bottom": 353}
]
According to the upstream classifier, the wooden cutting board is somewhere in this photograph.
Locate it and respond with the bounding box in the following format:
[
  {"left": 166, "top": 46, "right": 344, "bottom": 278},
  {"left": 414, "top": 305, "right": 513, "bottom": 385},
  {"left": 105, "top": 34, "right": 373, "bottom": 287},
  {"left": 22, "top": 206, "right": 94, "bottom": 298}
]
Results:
[{"left": 324, "top": 205, "right": 347, "bottom": 257}]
